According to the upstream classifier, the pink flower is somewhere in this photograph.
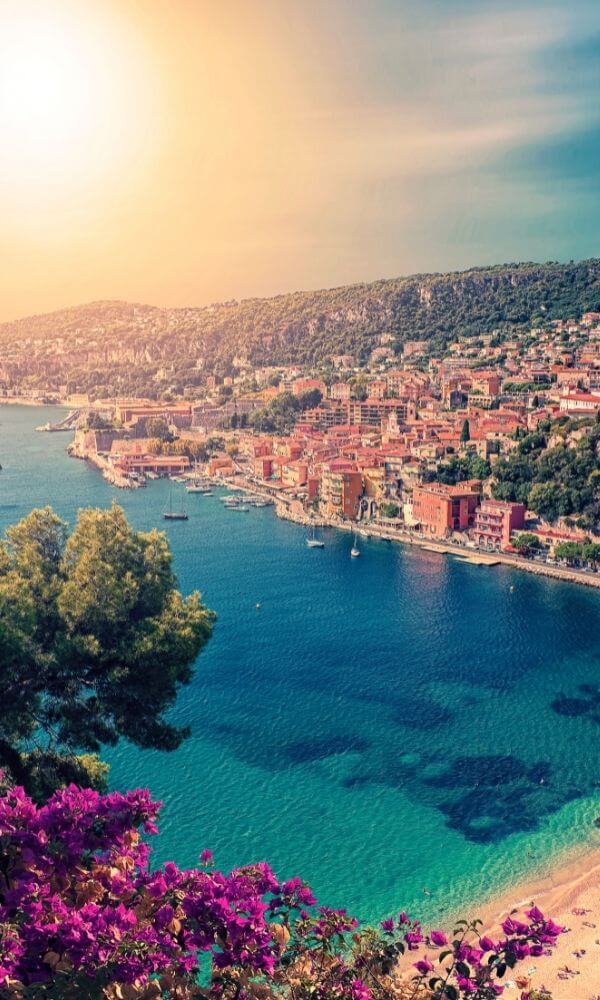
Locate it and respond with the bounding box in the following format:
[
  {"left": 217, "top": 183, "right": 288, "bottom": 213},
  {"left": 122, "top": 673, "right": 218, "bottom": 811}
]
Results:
[
  {"left": 413, "top": 957, "right": 433, "bottom": 975},
  {"left": 429, "top": 929, "right": 447, "bottom": 947},
  {"left": 351, "top": 980, "right": 372, "bottom": 1000}
]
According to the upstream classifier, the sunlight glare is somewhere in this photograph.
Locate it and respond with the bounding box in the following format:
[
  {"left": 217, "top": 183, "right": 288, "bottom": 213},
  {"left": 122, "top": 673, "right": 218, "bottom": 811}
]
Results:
[{"left": 0, "top": 2, "right": 159, "bottom": 198}]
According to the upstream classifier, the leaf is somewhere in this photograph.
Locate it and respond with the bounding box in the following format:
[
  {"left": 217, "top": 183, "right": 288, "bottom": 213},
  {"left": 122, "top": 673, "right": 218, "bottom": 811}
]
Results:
[{"left": 455, "top": 961, "right": 471, "bottom": 977}]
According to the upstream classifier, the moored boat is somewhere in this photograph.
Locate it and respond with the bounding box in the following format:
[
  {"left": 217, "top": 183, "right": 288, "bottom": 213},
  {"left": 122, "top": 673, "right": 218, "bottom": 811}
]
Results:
[{"left": 163, "top": 490, "right": 188, "bottom": 520}]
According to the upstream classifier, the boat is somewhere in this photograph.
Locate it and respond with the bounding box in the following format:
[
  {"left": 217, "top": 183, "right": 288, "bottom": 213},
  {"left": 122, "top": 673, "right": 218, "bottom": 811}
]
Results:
[
  {"left": 186, "top": 483, "right": 212, "bottom": 493},
  {"left": 350, "top": 530, "right": 360, "bottom": 558},
  {"left": 306, "top": 525, "right": 324, "bottom": 548},
  {"left": 163, "top": 490, "right": 188, "bottom": 520},
  {"left": 186, "top": 463, "right": 212, "bottom": 493}
]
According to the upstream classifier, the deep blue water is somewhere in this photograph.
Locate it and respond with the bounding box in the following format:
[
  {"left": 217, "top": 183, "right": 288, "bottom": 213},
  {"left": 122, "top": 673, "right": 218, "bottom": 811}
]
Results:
[{"left": 1, "top": 405, "right": 600, "bottom": 923}]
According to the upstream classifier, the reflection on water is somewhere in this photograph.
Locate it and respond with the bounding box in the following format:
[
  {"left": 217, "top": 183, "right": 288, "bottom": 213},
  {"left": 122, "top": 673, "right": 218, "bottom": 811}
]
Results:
[{"left": 1, "top": 404, "right": 600, "bottom": 922}]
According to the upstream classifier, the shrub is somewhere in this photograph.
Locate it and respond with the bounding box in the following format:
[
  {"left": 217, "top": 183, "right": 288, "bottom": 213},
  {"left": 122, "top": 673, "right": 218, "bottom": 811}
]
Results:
[{"left": 0, "top": 780, "right": 563, "bottom": 999}]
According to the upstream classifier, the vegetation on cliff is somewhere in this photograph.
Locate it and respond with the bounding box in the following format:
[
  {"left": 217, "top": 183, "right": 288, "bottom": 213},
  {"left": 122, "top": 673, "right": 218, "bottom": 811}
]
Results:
[
  {"left": 1, "top": 260, "right": 599, "bottom": 394},
  {"left": 492, "top": 416, "right": 600, "bottom": 531}
]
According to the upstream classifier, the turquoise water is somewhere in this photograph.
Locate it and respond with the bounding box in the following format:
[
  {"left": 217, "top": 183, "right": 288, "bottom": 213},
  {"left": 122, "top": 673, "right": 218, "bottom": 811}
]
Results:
[{"left": 1, "top": 404, "right": 600, "bottom": 924}]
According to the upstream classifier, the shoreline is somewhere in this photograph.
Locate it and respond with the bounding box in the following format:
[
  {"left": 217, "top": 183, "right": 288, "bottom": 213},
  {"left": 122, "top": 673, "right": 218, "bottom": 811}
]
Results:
[
  {"left": 4, "top": 402, "right": 600, "bottom": 591},
  {"left": 396, "top": 841, "right": 600, "bottom": 999},
  {"left": 9, "top": 401, "right": 598, "bottom": 591},
  {"left": 459, "top": 843, "right": 600, "bottom": 998},
  {"left": 231, "top": 478, "right": 600, "bottom": 591}
]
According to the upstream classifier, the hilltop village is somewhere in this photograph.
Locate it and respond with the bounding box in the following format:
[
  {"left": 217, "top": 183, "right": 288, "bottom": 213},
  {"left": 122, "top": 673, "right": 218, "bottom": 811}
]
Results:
[{"left": 3, "top": 312, "right": 600, "bottom": 569}]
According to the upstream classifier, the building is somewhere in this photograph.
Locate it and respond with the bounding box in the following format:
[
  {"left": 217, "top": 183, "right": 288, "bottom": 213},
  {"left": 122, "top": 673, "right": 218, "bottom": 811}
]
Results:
[
  {"left": 559, "top": 392, "right": 600, "bottom": 415},
  {"left": 412, "top": 484, "right": 480, "bottom": 538},
  {"left": 473, "top": 499, "right": 526, "bottom": 551},
  {"left": 320, "top": 464, "right": 363, "bottom": 519},
  {"left": 116, "top": 454, "right": 190, "bottom": 475},
  {"left": 330, "top": 381, "right": 352, "bottom": 401},
  {"left": 403, "top": 340, "right": 428, "bottom": 358}
]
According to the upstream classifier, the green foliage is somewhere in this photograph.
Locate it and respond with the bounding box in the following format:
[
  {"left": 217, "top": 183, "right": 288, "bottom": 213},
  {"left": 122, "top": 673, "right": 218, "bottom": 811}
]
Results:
[
  {"left": 84, "top": 411, "right": 114, "bottom": 431},
  {"left": 512, "top": 532, "right": 542, "bottom": 553},
  {"left": 0, "top": 503, "right": 215, "bottom": 799},
  {"left": 249, "top": 390, "right": 322, "bottom": 435},
  {"left": 502, "top": 381, "right": 545, "bottom": 393},
  {"left": 432, "top": 453, "right": 490, "bottom": 485},
  {"left": 460, "top": 419, "right": 470, "bottom": 443},
  {"left": 492, "top": 418, "right": 600, "bottom": 529},
  {"left": 145, "top": 415, "right": 172, "bottom": 440},
  {"left": 554, "top": 540, "right": 600, "bottom": 565},
  {"left": 379, "top": 501, "right": 400, "bottom": 519},
  {"left": 205, "top": 435, "right": 226, "bottom": 453},
  {"left": 5, "top": 260, "right": 600, "bottom": 393}
]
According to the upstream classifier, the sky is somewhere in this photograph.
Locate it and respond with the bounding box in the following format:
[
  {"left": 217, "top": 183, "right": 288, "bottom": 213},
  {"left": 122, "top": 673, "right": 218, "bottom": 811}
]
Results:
[{"left": 0, "top": 0, "right": 599, "bottom": 321}]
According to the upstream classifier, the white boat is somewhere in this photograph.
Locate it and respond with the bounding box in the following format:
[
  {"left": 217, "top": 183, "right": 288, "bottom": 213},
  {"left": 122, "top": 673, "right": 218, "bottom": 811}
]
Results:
[
  {"left": 350, "top": 531, "right": 360, "bottom": 557},
  {"left": 306, "top": 525, "right": 324, "bottom": 548}
]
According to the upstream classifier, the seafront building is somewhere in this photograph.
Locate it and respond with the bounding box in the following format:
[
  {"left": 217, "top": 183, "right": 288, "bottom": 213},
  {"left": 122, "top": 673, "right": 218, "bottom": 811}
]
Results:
[{"left": 21, "top": 308, "right": 600, "bottom": 555}]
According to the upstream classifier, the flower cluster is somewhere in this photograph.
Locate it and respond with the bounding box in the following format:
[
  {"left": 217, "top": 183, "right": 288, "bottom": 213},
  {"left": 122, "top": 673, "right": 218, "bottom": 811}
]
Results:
[{"left": 0, "top": 781, "right": 563, "bottom": 999}]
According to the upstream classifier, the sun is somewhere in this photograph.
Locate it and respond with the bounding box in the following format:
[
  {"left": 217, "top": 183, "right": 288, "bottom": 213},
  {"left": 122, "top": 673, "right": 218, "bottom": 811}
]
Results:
[
  {"left": 0, "top": 27, "right": 93, "bottom": 149},
  {"left": 0, "top": 1, "right": 160, "bottom": 196}
]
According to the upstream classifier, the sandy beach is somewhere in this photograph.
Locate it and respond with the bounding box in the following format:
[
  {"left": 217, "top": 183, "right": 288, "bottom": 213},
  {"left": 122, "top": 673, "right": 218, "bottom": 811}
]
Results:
[{"left": 460, "top": 846, "right": 600, "bottom": 999}]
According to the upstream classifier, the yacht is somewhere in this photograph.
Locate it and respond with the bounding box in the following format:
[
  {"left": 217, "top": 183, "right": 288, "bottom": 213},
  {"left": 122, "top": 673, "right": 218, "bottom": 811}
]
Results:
[
  {"left": 350, "top": 530, "right": 360, "bottom": 557},
  {"left": 306, "top": 525, "right": 324, "bottom": 548},
  {"left": 163, "top": 490, "right": 188, "bottom": 520}
]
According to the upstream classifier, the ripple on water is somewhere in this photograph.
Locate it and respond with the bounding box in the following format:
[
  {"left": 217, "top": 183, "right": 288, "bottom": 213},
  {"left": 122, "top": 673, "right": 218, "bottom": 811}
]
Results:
[{"left": 2, "top": 404, "right": 600, "bottom": 922}]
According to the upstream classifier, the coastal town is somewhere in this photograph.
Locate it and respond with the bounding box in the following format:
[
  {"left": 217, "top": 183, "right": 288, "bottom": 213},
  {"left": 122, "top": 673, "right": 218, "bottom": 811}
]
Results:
[{"left": 3, "top": 309, "right": 600, "bottom": 581}]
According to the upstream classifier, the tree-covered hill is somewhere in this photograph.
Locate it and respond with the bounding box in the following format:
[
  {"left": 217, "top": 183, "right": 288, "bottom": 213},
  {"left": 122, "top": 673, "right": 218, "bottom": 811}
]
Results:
[
  {"left": 2, "top": 258, "right": 600, "bottom": 370},
  {"left": 492, "top": 415, "right": 600, "bottom": 532}
]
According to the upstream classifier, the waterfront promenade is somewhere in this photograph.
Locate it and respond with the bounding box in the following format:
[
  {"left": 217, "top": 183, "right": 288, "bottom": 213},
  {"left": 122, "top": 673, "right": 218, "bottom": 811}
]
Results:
[{"left": 224, "top": 473, "right": 600, "bottom": 591}]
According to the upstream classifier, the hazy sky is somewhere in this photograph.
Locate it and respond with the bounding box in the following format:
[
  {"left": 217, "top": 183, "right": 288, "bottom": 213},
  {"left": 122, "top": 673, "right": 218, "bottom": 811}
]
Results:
[{"left": 0, "top": 0, "right": 599, "bottom": 321}]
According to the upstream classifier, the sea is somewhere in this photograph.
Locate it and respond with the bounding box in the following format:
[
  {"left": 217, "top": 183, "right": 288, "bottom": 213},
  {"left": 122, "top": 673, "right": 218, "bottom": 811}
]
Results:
[{"left": 1, "top": 404, "right": 599, "bottom": 924}]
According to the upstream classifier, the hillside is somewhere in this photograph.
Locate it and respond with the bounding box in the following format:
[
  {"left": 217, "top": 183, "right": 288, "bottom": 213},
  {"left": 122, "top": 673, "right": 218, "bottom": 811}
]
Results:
[{"left": 2, "top": 259, "right": 600, "bottom": 375}]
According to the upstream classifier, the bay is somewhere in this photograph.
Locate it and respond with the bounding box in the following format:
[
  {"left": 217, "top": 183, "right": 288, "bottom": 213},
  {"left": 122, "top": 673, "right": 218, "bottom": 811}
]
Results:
[{"left": 1, "top": 404, "right": 599, "bottom": 924}]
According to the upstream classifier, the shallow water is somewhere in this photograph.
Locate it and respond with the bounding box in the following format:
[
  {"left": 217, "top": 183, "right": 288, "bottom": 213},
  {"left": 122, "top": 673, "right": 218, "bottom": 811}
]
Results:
[{"left": 1, "top": 404, "right": 599, "bottom": 923}]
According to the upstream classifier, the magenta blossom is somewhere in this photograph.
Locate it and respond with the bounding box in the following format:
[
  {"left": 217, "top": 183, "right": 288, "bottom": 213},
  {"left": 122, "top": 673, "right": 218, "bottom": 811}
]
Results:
[
  {"left": 0, "top": 780, "right": 566, "bottom": 999},
  {"left": 413, "top": 957, "right": 434, "bottom": 975},
  {"left": 430, "top": 929, "right": 448, "bottom": 947},
  {"left": 351, "top": 980, "right": 372, "bottom": 1000}
]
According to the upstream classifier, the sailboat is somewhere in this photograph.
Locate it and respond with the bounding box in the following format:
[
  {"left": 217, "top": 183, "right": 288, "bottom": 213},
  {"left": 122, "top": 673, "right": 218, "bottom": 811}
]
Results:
[
  {"left": 350, "top": 529, "right": 360, "bottom": 558},
  {"left": 306, "top": 525, "right": 324, "bottom": 548},
  {"left": 186, "top": 462, "right": 212, "bottom": 493},
  {"left": 163, "top": 489, "right": 188, "bottom": 520}
]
